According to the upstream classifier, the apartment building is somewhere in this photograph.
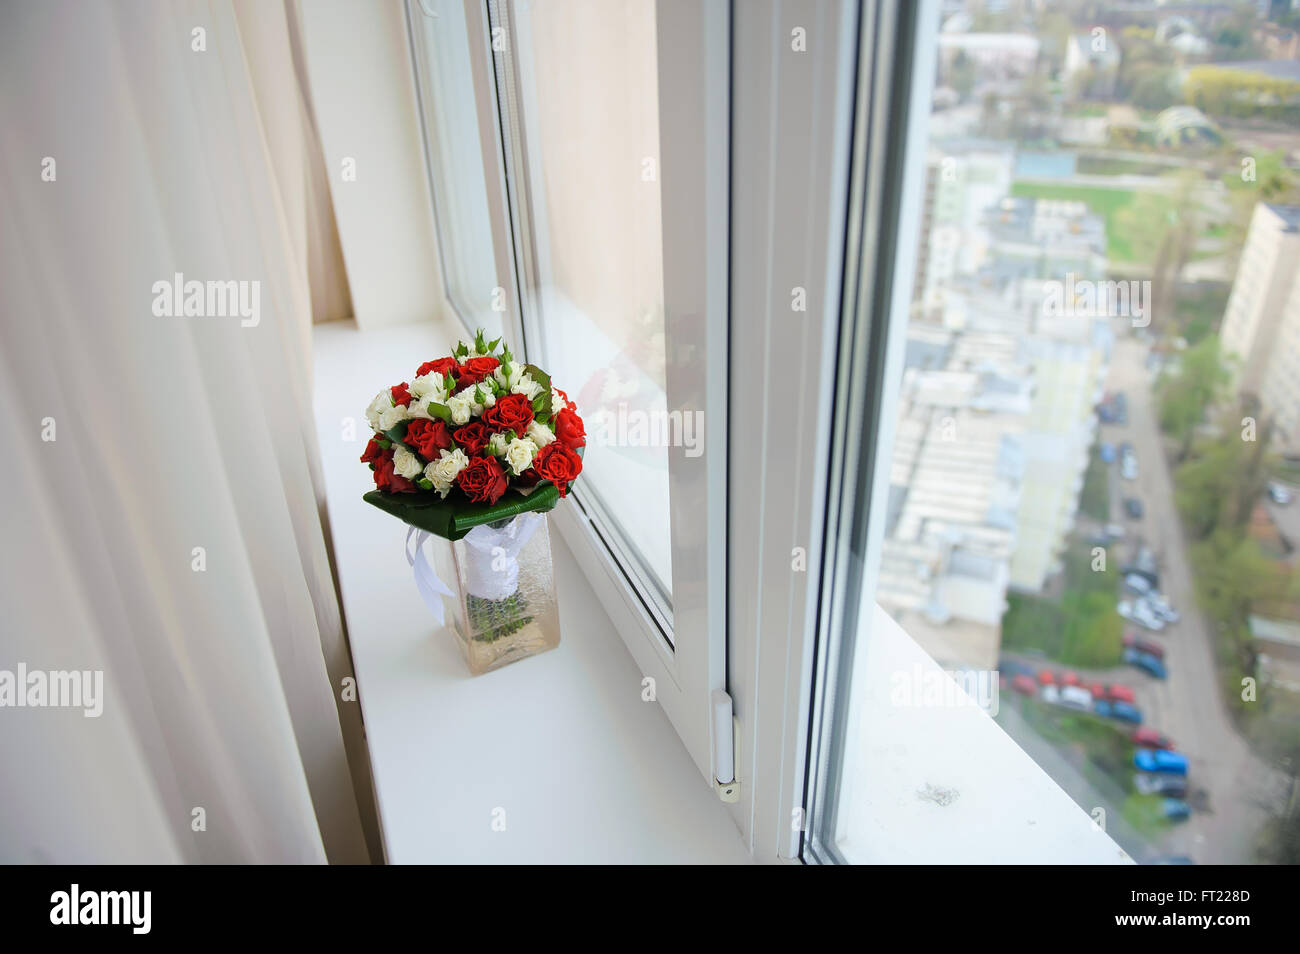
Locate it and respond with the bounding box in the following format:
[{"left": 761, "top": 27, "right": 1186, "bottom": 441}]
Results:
[{"left": 1219, "top": 203, "right": 1300, "bottom": 455}]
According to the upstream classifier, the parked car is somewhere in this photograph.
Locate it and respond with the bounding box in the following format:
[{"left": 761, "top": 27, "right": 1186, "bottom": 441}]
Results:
[
  {"left": 1123, "top": 573, "right": 1153, "bottom": 596},
  {"left": 1104, "top": 523, "right": 1126, "bottom": 541},
  {"left": 1121, "top": 457, "right": 1139, "bottom": 481},
  {"left": 1099, "top": 442, "right": 1117, "bottom": 463},
  {"left": 999, "top": 658, "right": 1035, "bottom": 678},
  {"left": 1118, "top": 599, "right": 1165, "bottom": 632},
  {"left": 1060, "top": 671, "right": 1080, "bottom": 687},
  {"left": 1122, "top": 566, "right": 1160, "bottom": 591},
  {"left": 1107, "top": 684, "right": 1137, "bottom": 704},
  {"left": 1269, "top": 481, "right": 1292, "bottom": 506},
  {"left": 1134, "top": 748, "right": 1188, "bottom": 776},
  {"left": 1059, "top": 685, "right": 1093, "bottom": 710},
  {"left": 1124, "top": 497, "right": 1144, "bottom": 519},
  {"left": 1123, "top": 631, "right": 1165, "bottom": 659},
  {"left": 1134, "top": 773, "right": 1187, "bottom": 797},
  {"left": 1040, "top": 684, "right": 1061, "bottom": 705},
  {"left": 1147, "top": 594, "right": 1180, "bottom": 624},
  {"left": 1088, "top": 681, "right": 1107, "bottom": 699},
  {"left": 1037, "top": 669, "right": 1055, "bottom": 686},
  {"left": 1124, "top": 648, "right": 1168, "bottom": 679},
  {"left": 1133, "top": 727, "right": 1173, "bottom": 749},
  {"left": 1162, "top": 798, "right": 1191, "bottom": 822},
  {"left": 1109, "top": 700, "right": 1143, "bottom": 724},
  {"left": 1011, "top": 674, "right": 1037, "bottom": 696}
]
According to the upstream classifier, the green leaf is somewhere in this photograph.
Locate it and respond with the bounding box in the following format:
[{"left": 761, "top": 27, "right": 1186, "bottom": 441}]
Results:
[
  {"left": 426, "top": 402, "right": 451, "bottom": 422},
  {"left": 487, "top": 336, "right": 501, "bottom": 354},
  {"left": 417, "top": 478, "right": 433, "bottom": 491},
  {"left": 443, "top": 372, "right": 455, "bottom": 393},
  {"left": 376, "top": 438, "right": 391, "bottom": 450},
  {"left": 526, "top": 364, "right": 552, "bottom": 419}
]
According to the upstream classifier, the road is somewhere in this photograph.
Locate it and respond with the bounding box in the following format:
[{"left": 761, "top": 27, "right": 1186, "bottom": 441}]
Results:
[{"left": 1095, "top": 333, "right": 1282, "bottom": 862}]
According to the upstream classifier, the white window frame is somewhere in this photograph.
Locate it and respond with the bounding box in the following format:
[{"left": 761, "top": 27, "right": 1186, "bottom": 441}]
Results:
[{"left": 416, "top": 0, "right": 732, "bottom": 786}]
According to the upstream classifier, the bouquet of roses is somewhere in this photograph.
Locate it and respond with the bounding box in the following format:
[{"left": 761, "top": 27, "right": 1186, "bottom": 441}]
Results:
[{"left": 361, "top": 330, "right": 584, "bottom": 540}]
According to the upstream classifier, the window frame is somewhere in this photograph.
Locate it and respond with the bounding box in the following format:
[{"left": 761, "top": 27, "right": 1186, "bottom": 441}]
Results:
[{"left": 422, "top": 0, "right": 734, "bottom": 786}]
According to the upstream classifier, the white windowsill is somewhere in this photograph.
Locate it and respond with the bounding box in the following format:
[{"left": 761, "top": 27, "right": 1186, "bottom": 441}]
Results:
[{"left": 312, "top": 318, "right": 751, "bottom": 864}]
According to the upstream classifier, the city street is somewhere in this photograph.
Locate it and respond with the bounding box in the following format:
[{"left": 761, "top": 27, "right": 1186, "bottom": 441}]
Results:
[{"left": 1095, "top": 333, "right": 1282, "bottom": 862}]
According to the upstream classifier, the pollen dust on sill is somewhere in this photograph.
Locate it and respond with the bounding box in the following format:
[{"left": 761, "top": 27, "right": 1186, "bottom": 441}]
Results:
[{"left": 917, "top": 783, "right": 959, "bottom": 807}]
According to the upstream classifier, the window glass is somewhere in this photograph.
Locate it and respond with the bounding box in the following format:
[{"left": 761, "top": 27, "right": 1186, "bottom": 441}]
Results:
[
  {"left": 410, "top": 0, "right": 504, "bottom": 339},
  {"left": 825, "top": 3, "right": 1300, "bottom": 864},
  {"left": 506, "top": 0, "right": 673, "bottom": 611}
]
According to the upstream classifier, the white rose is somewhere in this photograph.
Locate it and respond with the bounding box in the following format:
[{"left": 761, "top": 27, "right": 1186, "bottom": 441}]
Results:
[
  {"left": 487, "top": 432, "right": 509, "bottom": 457},
  {"left": 494, "top": 363, "right": 525, "bottom": 391},
  {"left": 446, "top": 393, "right": 473, "bottom": 425},
  {"left": 425, "top": 447, "right": 470, "bottom": 497},
  {"left": 550, "top": 387, "right": 568, "bottom": 413},
  {"left": 475, "top": 383, "right": 497, "bottom": 408},
  {"left": 526, "top": 420, "right": 555, "bottom": 448},
  {"left": 378, "top": 404, "right": 407, "bottom": 431},
  {"left": 366, "top": 389, "right": 394, "bottom": 428},
  {"left": 392, "top": 446, "right": 422, "bottom": 480},
  {"left": 511, "top": 374, "right": 544, "bottom": 402},
  {"left": 504, "top": 437, "right": 538, "bottom": 477},
  {"left": 410, "top": 372, "right": 447, "bottom": 401}
]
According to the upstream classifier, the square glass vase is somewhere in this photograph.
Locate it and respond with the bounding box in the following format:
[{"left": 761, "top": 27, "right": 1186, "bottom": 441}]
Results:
[{"left": 437, "top": 512, "right": 561, "bottom": 675}]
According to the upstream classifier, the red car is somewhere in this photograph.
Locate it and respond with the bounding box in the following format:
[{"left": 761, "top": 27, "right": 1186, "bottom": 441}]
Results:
[
  {"left": 1133, "top": 727, "right": 1173, "bottom": 749},
  {"left": 1011, "top": 674, "right": 1038, "bottom": 696},
  {"left": 1108, "top": 684, "right": 1137, "bottom": 704},
  {"left": 1061, "top": 671, "right": 1081, "bottom": 687},
  {"left": 1037, "top": 670, "right": 1056, "bottom": 686},
  {"left": 1088, "top": 682, "right": 1107, "bottom": 699}
]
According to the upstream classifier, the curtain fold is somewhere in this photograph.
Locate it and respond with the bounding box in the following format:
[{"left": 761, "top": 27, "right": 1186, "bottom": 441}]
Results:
[{"left": 0, "top": 0, "right": 375, "bottom": 863}]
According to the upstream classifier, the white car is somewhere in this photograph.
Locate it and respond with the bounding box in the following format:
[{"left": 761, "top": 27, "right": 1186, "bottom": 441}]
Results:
[
  {"left": 1118, "top": 599, "right": 1166, "bottom": 632},
  {"left": 1121, "top": 456, "right": 1139, "bottom": 481},
  {"left": 1147, "top": 594, "right": 1180, "bottom": 624},
  {"left": 1269, "top": 482, "right": 1293, "bottom": 506},
  {"left": 1040, "top": 684, "right": 1061, "bottom": 705},
  {"left": 1059, "top": 686, "right": 1093, "bottom": 711}
]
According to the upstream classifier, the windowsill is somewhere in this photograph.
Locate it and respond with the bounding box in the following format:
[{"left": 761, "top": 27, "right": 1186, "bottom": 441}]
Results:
[
  {"left": 836, "top": 605, "right": 1133, "bottom": 864},
  {"left": 312, "top": 318, "right": 751, "bottom": 864}
]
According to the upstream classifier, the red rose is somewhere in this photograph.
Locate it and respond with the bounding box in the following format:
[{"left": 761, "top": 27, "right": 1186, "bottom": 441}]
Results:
[
  {"left": 390, "top": 382, "right": 413, "bottom": 407},
  {"left": 482, "top": 393, "right": 534, "bottom": 434},
  {"left": 533, "top": 442, "right": 582, "bottom": 496},
  {"left": 373, "top": 451, "right": 416, "bottom": 493},
  {"left": 417, "top": 356, "right": 459, "bottom": 378},
  {"left": 456, "top": 455, "right": 508, "bottom": 505},
  {"left": 453, "top": 420, "right": 491, "bottom": 456},
  {"left": 554, "top": 408, "right": 586, "bottom": 448},
  {"left": 457, "top": 356, "right": 501, "bottom": 388},
  {"left": 405, "top": 418, "right": 453, "bottom": 460},
  {"left": 517, "top": 467, "right": 540, "bottom": 488},
  {"left": 360, "top": 436, "right": 385, "bottom": 464},
  {"left": 554, "top": 387, "right": 576, "bottom": 412}
]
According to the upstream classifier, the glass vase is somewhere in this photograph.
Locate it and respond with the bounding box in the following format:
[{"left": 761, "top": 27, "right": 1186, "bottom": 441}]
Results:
[{"left": 441, "top": 512, "right": 561, "bottom": 675}]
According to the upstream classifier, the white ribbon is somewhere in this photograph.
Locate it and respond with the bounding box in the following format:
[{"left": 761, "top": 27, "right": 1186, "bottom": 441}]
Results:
[
  {"left": 404, "top": 513, "right": 546, "bottom": 624},
  {"left": 460, "top": 512, "right": 545, "bottom": 601},
  {"left": 405, "top": 526, "right": 457, "bottom": 626}
]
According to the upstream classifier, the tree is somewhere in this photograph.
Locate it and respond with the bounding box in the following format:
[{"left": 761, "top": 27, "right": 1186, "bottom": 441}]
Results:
[{"left": 1158, "top": 335, "right": 1230, "bottom": 461}]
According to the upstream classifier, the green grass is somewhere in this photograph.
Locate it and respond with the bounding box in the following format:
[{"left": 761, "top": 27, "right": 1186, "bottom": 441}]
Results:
[
  {"left": 1001, "top": 544, "right": 1124, "bottom": 667},
  {"left": 1009, "top": 181, "right": 1176, "bottom": 264},
  {"left": 1122, "top": 793, "right": 1173, "bottom": 837},
  {"left": 1081, "top": 447, "right": 1110, "bottom": 523}
]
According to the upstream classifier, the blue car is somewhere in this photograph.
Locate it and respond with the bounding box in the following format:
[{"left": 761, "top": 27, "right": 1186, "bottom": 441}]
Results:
[
  {"left": 1124, "top": 647, "right": 1167, "bottom": 679},
  {"left": 1110, "top": 700, "right": 1143, "bottom": 724},
  {"left": 1162, "top": 798, "right": 1191, "bottom": 822},
  {"left": 1099, "top": 442, "right": 1117, "bottom": 463},
  {"left": 1134, "top": 748, "right": 1188, "bottom": 776},
  {"left": 1094, "top": 699, "right": 1112, "bottom": 718}
]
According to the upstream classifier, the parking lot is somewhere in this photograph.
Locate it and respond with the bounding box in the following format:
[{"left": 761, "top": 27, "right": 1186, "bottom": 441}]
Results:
[{"left": 1014, "top": 334, "right": 1284, "bottom": 862}]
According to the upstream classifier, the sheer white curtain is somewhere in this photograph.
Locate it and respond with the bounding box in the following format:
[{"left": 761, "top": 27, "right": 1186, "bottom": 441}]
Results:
[{"left": 0, "top": 0, "right": 374, "bottom": 862}]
